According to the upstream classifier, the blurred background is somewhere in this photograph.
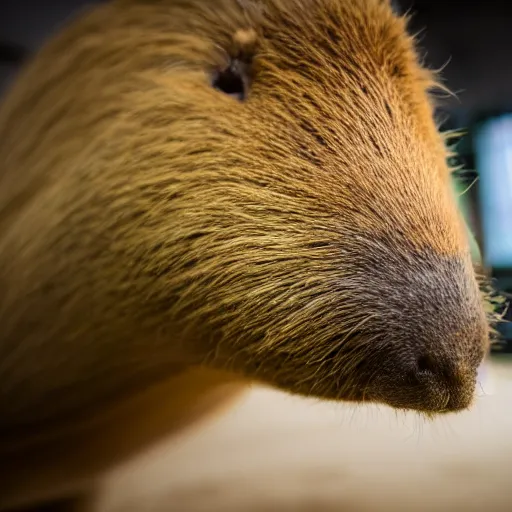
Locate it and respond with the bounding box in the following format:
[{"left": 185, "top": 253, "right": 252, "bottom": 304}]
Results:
[{"left": 1, "top": 1, "right": 512, "bottom": 511}]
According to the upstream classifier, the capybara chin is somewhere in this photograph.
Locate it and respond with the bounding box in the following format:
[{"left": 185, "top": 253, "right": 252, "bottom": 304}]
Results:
[{"left": 0, "top": 0, "right": 491, "bottom": 507}]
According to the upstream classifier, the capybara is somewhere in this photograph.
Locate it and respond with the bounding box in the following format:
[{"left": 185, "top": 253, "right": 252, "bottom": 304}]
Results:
[{"left": 0, "top": 0, "right": 493, "bottom": 509}]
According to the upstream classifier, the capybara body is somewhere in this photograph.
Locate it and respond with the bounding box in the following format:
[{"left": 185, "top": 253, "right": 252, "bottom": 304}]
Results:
[{"left": 0, "top": 0, "right": 489, "bottom": 509}]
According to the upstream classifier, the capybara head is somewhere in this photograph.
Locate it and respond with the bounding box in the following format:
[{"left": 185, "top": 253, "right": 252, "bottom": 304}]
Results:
[
  {"left": 0, "top": 0, "right": 493, "bottom": 417},
  {"left": 118, "top": 0, "right": 489, "bottom": 414}
]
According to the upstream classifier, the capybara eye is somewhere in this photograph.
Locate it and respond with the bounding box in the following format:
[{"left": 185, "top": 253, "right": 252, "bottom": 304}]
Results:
[{"left": 212, "top": 60, "right": 247, "bottom": 101}]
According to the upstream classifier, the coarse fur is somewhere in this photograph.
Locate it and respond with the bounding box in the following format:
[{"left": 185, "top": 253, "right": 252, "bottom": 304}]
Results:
[{"left": 0, "top": 0, "right": 494, "bottom": 509}]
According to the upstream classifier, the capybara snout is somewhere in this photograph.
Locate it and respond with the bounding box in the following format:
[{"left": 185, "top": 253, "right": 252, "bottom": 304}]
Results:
[
  {"left": 338, "top": 247, "right": 488, "bottom": 413},
  {"left": 208, "top": 223, "right": 487, "bottom": 413}
]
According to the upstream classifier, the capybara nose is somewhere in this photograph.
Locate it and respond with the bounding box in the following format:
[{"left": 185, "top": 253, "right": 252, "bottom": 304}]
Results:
[
  {"left": 414, "top": 354, "right": 479, "bottom": 411},
  {"left": 357, "top": 249, "right": 488, "bottom": 414},
  {"left": 373, "top": 353, "right": 481, "bottom": 413}
]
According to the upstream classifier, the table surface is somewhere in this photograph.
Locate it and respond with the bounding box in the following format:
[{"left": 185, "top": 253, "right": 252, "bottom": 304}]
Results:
[{"left": 90, "top": 357, "right": 512, "bottom": 512}]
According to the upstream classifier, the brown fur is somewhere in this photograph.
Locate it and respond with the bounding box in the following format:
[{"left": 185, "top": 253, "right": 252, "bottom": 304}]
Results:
[{"left": 0, "top": 0, "right": 490, "bottom": 509}]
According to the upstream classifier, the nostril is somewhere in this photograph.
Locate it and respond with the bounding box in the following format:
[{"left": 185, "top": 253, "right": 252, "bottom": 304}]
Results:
[{"left": 416, "top": 354, "right": 437, "bottom": 375}]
